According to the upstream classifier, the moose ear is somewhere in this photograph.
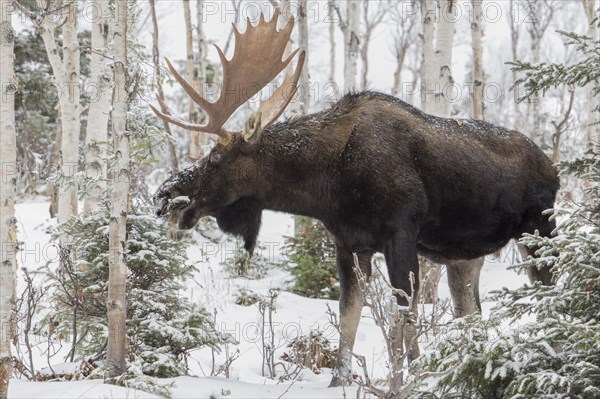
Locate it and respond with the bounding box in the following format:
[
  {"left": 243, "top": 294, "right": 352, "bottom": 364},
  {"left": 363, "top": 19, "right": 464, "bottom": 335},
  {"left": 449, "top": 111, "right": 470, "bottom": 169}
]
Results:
[{"left": 242, "top": 111, "right": 263, "bottom": 145}]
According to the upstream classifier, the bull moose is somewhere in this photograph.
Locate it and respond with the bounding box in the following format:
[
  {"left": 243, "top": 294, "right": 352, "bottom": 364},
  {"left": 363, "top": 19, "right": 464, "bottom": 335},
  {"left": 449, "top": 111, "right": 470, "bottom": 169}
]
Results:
[{"left": 150, "top": 11, "right": 559, "bottom": 386}]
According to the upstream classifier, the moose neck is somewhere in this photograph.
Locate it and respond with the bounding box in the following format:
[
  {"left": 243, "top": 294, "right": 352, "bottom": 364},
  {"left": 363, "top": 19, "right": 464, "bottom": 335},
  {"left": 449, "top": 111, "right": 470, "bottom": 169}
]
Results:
[{"left": 252, "top": 113, "right": 350, "bottom": 223}]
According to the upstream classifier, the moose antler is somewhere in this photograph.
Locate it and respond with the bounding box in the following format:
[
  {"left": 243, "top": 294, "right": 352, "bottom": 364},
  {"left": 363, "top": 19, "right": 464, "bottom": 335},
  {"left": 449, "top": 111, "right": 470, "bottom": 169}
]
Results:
[{"left": 150, "top": 10, "right": 305, "bottom": 144}]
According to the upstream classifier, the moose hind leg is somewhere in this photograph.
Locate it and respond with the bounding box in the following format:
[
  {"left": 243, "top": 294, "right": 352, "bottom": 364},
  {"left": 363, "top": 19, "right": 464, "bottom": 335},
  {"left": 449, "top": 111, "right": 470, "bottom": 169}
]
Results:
[
  {"left": 446, "top": 257, "right": 484, "bottom": 318},
  {"left": 329, "top": 247, "right": 373, "bottom": 387}
]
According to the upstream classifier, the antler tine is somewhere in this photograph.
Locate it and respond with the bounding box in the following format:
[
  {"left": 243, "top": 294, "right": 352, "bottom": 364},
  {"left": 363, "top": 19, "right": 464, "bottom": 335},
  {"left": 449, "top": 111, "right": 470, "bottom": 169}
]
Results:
[
  {"left": 212, "top": 10, "right": 298, "bottom": 117},
  {"left": 153, "top": 60, "right": 233, "bottom": 143},
  {"left": 163, "top": 58, "right": 212, "bottom": 119},
  {"left": 258, "top": 50, "right": 306, "bottom": 128},
  {"left": 150, "top": 94, "right": 217, "bottom": 133},
  {"left": 152, "top": 10, "right": 302, "bottom": 142}
]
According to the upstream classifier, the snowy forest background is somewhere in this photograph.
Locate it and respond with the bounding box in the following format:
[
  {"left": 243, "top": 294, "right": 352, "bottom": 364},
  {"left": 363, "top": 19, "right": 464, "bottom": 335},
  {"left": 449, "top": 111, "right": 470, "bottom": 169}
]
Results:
[{"left": 0, "top": 0, "right": 598, "bottom": 398}]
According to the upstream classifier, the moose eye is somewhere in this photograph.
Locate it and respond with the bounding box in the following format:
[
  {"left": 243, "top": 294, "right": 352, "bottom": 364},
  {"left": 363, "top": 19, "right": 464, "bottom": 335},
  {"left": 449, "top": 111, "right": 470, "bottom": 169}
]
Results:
[{"left": 210, "top": 152, "right": 222, "bottom": 164}]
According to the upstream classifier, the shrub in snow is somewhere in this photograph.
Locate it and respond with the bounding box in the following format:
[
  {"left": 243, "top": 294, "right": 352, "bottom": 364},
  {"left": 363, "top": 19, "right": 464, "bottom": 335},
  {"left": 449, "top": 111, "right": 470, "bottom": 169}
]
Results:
[
  {"left": 284, "top": 218, "right": 339, "bottom": 299},
  {"left": 281, "top": 331, "right": 337, "bottom": 374},
  {"left": 44, "top": 203, "right": 234, "bottom": 378},
  {"left": 35, "top": 360, "right": 94, "bottom": 382},
  {"left": 410, "top": 150, "right": 600, "bottom": 399},
  {"left": 234, "top": 288, "right": 259, "bottom": 306},
  {"left": 221, "top": 240, "right": 276, "bottom": 279}
]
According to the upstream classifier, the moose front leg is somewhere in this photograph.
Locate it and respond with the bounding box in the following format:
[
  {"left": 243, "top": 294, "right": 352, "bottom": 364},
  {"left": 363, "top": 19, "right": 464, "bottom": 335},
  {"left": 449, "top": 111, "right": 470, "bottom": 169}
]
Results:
[
  {"left": 329, "top": 247, "right": 373, "bottom": 387},
  {"left": 384, "top": 229, "right": 421, "bottom": 362}
]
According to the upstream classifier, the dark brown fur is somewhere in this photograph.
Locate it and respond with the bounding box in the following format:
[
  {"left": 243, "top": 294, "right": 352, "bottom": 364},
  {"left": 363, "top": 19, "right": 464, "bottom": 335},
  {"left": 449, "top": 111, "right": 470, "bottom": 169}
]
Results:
[{"left": 154, "top": 91, "right": 559, "bottom": 385}]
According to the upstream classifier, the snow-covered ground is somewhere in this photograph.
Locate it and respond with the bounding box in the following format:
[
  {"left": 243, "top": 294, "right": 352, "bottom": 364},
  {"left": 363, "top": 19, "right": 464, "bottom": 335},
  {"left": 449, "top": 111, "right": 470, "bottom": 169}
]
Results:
[{"left": 9, "top": 200, "right": 530, "bottom": 398}]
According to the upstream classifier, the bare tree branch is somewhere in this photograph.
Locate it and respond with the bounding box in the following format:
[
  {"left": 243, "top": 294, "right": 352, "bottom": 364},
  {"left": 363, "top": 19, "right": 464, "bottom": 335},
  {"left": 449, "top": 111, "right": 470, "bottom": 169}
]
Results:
[{"left": 551, "top": 88, "right": 576, "bottom": 162}]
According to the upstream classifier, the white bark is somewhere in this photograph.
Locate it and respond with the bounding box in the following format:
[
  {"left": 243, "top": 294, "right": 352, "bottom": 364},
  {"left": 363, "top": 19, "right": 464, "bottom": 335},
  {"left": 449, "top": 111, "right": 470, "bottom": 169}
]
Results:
[
  {"left": 419, "top": 0, "right": 458, "bottom": 303},
  {"left": 0, "top": 5, "right": 17, "bottom": 396},
  {"left": 407, "top": 67, "right": 419, "bottom": 106},
  {"left": 183, "top": 0, "right": 194, "bottom": 119},
  {"left": 32, "top": 16, "right": 66, "bottom": 219},
  {"left": 298, "top": 0, "right": 310, "bottom": 114},
  {"left": 276, "top": 0, "right": 293, "bottom": 68},
  {"left": 360, "top": 0, "right": 386, "bottom": 90},
  {"left": 583, "top": 0, "right": 599, "bottom": 149},
  {"left": 390, "top": 4, "right": 418, "bottom": 97},
  {"left": 193, "top": 0, "right": 209, "bottom": 159},
  {"left": 25, "top": 1, "right": 80, "bottom": 223},
  {"left": 58, "top": 1, "right": 80, "bottom": 225},
  {"left": 524, "top": 0, "right": 554, "bottom": 142},
  {"left": 276, "top": 0, "right": 303, "bottom": 118},
  {"left": 471, "top": 0, "right": 484, "bottom": 119},
  {"left": 106, "top": 0, "right": 130, "bottom": 379},
  {"left": 84, "top": 0, "right": 111, "bottom": 215},
  {"left": 392, "top": 58, "right": 404, "bottom": 99},
  {"left": 150, "top": 0, "right": 178, "bottom": 172},
  {"left": 508, "top": 0, "right": 523, "bottom": 128},
  {"left": 328, "top": 0, "right": 336, "bottom": 84},
  {"left": 16, "top": 2, "right": 81, "bottom": 262},
  {"left": 344, "top": 1, "right": 360, "bottom": 93},
  {"left": 420, "top": 0, "right": 436, "bottom": 113},
  {"left": 430, "top": 0, "right": 456, "bottom": 117},
  {"left": 183, "top": 0, "right": 200, "bottom": 161},
  {"left": 421, "top": 0, "right": 457, "bottom": 117},
  {"left": 37, "top": 25, "right": 65, "bottom": 90}
]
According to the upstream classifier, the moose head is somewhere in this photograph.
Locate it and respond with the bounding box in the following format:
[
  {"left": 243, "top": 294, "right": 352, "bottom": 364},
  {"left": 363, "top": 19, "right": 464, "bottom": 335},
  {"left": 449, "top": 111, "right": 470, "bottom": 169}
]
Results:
[{"left": 151, "top": 11, "right": 305, "bottom": 252}]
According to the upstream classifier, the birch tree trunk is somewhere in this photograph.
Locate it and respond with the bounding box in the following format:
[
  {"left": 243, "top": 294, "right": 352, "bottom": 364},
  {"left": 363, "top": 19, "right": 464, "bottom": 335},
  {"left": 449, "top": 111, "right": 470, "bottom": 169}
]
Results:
[
  {"left": 430, "top": 0, "right": 456, "bottom": 117},
  {"left": 191, "top": 0, "right": 209, "bottom": 160},
  {"left": 106, "top": 0, "right": 130, "bottom": 379},
  {"left": 524, "top": 0, "right": 554, "bottom": 143},
  {"left": 392, "top": 46, "right": 407, "bottom": 97},
  {"left": 16, "top": 3, "right": 64, "bottom": 218},
  {"left": 58, "top": 0, "right": 80, "bottom": 225},
  {"left": 467, "top": 0, "right": 487, "bottom": 295},
  {"left": 528, "top": 28, "right": 542, "bottom": 143},
  {"left": 276, "top": 0, "right": 292, "bottom": 70},
  {"left": 471, "top": 0, "right": 484, "bottom": 119},
  {"left": 420, "top": 0, "right": 436, "bottom": 113},
  {"left": 508, "top": 0, "right": 523, "bottom": 128},
  {"left": 328, "top": 0, "right": 336, "bottom": 85},
  {"left": 344, "top": 1, "right": 360, "bottom": 93},
  {"left": 360, "top": 1, "right": 370, "bottom": 90},
  {"left": 275, "top": 0, "right": 303, "bottom": 118},
  {"left": 298, "top": 0, "right": 310, "bottom": 114},
  {"left": 0, "top": 5, "right": 17, "bottom": 396},
  {"left": 183, "top": 0, "right": 194, "bottom": 123},
  {"left": 420, "top": 1, "right": 438, "bottom": 298},
  {"left": 84, "top": 0, "right": 111, "bottom": 215},
  {"left": 360, "top": 0, "right": 385, "bottom": 90},
  {"left": 183, "top": 0, "right": 200, "bottom": 161},
  {"left": 16, "top": 2, "right": 81, "bottom": 255},
  {"left": 407, "top": 64, "right": 419, "bottom": 105},
  {"left": 272, "top": 0, "right": 307, "bottom": 236},
  {"left": 419, "top": 0, "right": 457, "bottom": 306},
  {"left": 49, "top": 113, "right": 62, "bottom": 218},
  {"left": 390, "top": 4, "right": 418, "bottom": 97},
  {"left": 582, "top": 0, "right": 599, "bottom": 149},
  {"left": 150, "top": 0, "right": 178, "bottom": 172}
]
